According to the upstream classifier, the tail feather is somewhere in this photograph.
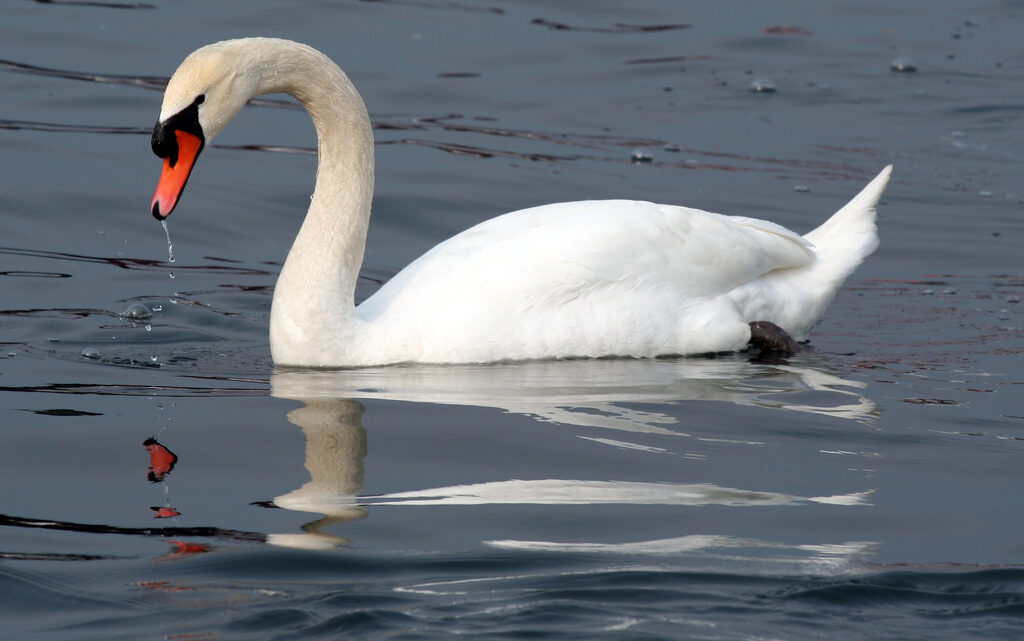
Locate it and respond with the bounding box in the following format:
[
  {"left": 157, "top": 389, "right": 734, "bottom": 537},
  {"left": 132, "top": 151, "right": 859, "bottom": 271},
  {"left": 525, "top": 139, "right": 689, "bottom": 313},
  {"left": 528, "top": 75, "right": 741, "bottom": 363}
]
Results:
[{"left": 803, "top": 165, "right": 891, "bottom": 283}]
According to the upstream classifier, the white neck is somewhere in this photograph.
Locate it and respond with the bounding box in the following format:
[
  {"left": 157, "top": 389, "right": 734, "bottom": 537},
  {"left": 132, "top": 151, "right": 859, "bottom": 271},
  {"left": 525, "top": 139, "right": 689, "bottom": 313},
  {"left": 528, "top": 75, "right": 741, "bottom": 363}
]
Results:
[{"left": 245, "top": 41, "right": 374, "bottom": 364}]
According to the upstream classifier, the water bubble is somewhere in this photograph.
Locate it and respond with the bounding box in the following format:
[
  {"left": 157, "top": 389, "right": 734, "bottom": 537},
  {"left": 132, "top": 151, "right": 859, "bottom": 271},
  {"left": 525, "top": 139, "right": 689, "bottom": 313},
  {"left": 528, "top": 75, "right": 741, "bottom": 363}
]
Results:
[
  {"left": 890, "top": 56, "right": 917, "bottom": 72},
  {"left": 81, "top": 347, "right": 101, "bottom": 360},
  {"left": 749, "top": 77, "right": 777, "bottom": 93},
  {"left": 122, "top": 303, "right": 152, "bottom": 321},
  {"left": 794, "top": 184, "right": 810, "bottom": 193},
  {"left": 630, "top": 149, "right": 654, "bottom": 163}
]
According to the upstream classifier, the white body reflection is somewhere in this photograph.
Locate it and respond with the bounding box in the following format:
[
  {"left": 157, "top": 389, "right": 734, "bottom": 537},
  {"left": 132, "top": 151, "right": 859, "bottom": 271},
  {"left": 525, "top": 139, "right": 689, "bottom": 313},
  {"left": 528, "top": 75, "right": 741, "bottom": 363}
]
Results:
[
  {"left": 480, "top": 537, "right": 877, "bottom": 576},
  {"left": 267, "top": 358, "right": 877, "bottom": 555},
  {"left": 364, "top": 480, "right": 871, "bottom": 507},
  {"left": 272, "top": 357, "right": 878, "bottom": 434}
]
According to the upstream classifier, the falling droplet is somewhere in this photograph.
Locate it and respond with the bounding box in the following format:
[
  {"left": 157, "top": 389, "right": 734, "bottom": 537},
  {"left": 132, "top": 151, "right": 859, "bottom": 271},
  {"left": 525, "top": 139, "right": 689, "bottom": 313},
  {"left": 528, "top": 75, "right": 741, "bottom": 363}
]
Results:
[{"left": 160, "top": 219, "right": 175, "bottom": 263}]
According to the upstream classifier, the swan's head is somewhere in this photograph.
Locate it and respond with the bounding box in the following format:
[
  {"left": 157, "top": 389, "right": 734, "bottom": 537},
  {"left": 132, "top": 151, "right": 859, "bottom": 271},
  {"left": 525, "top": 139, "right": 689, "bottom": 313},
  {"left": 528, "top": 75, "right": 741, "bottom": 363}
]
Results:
[{"left": 150, "top": 40, "right": 264, "bottom": 219}]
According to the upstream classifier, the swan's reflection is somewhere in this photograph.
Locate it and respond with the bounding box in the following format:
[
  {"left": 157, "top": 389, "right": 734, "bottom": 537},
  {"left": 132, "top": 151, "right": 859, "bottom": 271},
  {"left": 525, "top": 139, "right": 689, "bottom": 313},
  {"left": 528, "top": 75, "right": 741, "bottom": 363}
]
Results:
[
  {"left": 272, "top": 357, "right": 878, "bottom": 434},
  {"left": 265, "top": 399, "right": 369, "bottom": 550},
  {"left": 266, "top": 358, "right": 878, "bottom": 552}
]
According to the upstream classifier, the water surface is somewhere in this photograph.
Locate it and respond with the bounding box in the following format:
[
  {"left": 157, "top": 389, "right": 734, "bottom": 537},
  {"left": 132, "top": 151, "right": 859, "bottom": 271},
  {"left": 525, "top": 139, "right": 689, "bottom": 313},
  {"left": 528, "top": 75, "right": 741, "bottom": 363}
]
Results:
[{"left": 1, "top": 1, "right": 1022, "bottom": 639}]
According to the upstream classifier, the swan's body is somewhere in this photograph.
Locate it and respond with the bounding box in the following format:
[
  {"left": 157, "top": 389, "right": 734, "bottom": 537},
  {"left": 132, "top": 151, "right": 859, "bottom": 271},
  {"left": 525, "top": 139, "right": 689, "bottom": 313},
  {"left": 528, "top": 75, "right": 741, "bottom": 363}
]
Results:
[{"left": 151, "top": 38, "right": 891, "bottom": 367}]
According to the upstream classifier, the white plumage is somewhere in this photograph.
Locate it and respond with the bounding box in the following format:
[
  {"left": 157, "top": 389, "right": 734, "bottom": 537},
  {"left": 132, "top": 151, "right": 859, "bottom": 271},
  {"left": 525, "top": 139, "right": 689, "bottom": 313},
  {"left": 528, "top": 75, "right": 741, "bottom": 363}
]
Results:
[{"left": 151, "top": 38, "right": 891, "bottom": 367}]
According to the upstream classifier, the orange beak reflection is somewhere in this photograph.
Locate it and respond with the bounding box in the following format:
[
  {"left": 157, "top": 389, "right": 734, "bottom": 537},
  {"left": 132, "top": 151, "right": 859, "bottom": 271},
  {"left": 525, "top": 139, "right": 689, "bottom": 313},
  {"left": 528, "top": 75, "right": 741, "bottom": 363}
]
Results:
[{"left": 151, "top": 130, "right": 203, "bottom": 219}]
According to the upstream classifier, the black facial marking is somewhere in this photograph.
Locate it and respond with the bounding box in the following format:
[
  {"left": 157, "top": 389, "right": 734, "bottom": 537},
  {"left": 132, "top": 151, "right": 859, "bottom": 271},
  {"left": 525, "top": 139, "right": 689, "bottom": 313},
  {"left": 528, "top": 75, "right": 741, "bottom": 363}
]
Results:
[{"left": 151, "top": 95, "right": 206, "bottom": 167}]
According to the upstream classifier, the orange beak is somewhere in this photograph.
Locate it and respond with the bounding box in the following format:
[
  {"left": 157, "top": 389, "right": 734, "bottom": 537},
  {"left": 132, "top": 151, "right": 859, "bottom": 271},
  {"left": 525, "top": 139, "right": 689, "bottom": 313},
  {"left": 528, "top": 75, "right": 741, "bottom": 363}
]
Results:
[{"left": 151, "top": 129, "right": 203, "bottom": 219}]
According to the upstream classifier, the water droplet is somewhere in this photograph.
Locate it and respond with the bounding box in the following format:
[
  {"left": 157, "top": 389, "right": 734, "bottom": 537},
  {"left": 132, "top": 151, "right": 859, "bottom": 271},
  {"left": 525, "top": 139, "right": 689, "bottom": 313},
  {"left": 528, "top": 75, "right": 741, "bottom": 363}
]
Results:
[
  {"left": 922, "top": 289, "right": 935, "bottom": 296},
  {"left": 170, "top": 298, "right": 178, "bottom": 305},
  {"left": 46, "top": 337, "right": 59, "bottom": 343},
  {"left": 978, "top": 190, "right": 993, "bottom": 198},
  {"left": 794, "top": 184, "right": 810, "bottom": 193},
  {"left": 81, "top": 347, "right": 101, "bottom": 360},
  {"left": 749, "top": 77, "right": 777, "bottom": 93},
  {"left": 1007, "top": 295, "right": 1021, "bottom": 304},
  {"left": 160, "top": 219, "right": 175, "bottom": 263},
  {"left": 941, "top": 288, "right": 957, "bottom": 296},
  {"left": 153, "top": 305, "right": 163, "bottom": 312},
  {"left": 169, "top": 272, "right": 175, "bottom": 280},
  {"left": 890, "top": 56, "right": 917, "bottom": 72},
  {"left": 630, "top": 149, "right": 654, "bottom": 163},
  {"left": 145, "top": 324, "right": 152, "bottom": 332},
  {"left": 122, "top": 303, "right": 152, "bottom": 320},
  {"left": 150, "top": 355, "right": 159, "bottom": 363}
]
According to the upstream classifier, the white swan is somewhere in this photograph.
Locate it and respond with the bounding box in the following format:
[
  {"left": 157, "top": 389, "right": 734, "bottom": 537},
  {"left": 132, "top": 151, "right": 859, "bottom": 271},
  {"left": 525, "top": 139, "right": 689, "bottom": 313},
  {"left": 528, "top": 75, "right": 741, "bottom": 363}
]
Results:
[{"left": 150, "top": 38, "right": 891, "bottom": 367}]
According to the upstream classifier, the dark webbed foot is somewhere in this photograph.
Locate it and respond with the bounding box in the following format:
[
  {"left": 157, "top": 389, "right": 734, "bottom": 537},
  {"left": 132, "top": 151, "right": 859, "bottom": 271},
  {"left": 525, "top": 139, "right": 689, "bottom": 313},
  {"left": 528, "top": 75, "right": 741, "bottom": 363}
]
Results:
[{"left": 748, "top": 321, "right": 802, "bottom": 354}]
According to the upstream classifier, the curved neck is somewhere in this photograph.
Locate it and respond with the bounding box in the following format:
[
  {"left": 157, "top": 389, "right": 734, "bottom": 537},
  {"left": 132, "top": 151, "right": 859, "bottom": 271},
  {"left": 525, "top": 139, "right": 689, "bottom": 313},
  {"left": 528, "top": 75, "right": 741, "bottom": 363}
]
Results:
[{"left": 259, "top": 42, "right": 374, "bottom": 353}]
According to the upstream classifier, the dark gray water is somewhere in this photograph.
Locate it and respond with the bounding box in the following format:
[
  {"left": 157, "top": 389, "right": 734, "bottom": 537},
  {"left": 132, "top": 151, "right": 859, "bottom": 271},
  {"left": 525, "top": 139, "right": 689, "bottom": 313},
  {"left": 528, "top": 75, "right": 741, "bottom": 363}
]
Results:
[{"left": 1, "top": 1, "right": 1022, "bottom": 639}]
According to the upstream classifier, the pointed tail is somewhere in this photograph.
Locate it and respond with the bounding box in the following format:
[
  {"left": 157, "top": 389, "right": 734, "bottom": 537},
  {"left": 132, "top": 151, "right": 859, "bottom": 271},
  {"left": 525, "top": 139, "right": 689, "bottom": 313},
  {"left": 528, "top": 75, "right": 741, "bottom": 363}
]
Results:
[{"left": 803, "top": 165, "right": 892, "bottom": 284}]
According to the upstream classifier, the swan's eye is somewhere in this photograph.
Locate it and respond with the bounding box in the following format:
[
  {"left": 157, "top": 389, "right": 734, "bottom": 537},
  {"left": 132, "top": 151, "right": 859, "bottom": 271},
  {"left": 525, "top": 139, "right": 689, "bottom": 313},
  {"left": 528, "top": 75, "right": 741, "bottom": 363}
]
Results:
[{"left": 194, "top": 94, "right": 206, "bottom": 105}]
